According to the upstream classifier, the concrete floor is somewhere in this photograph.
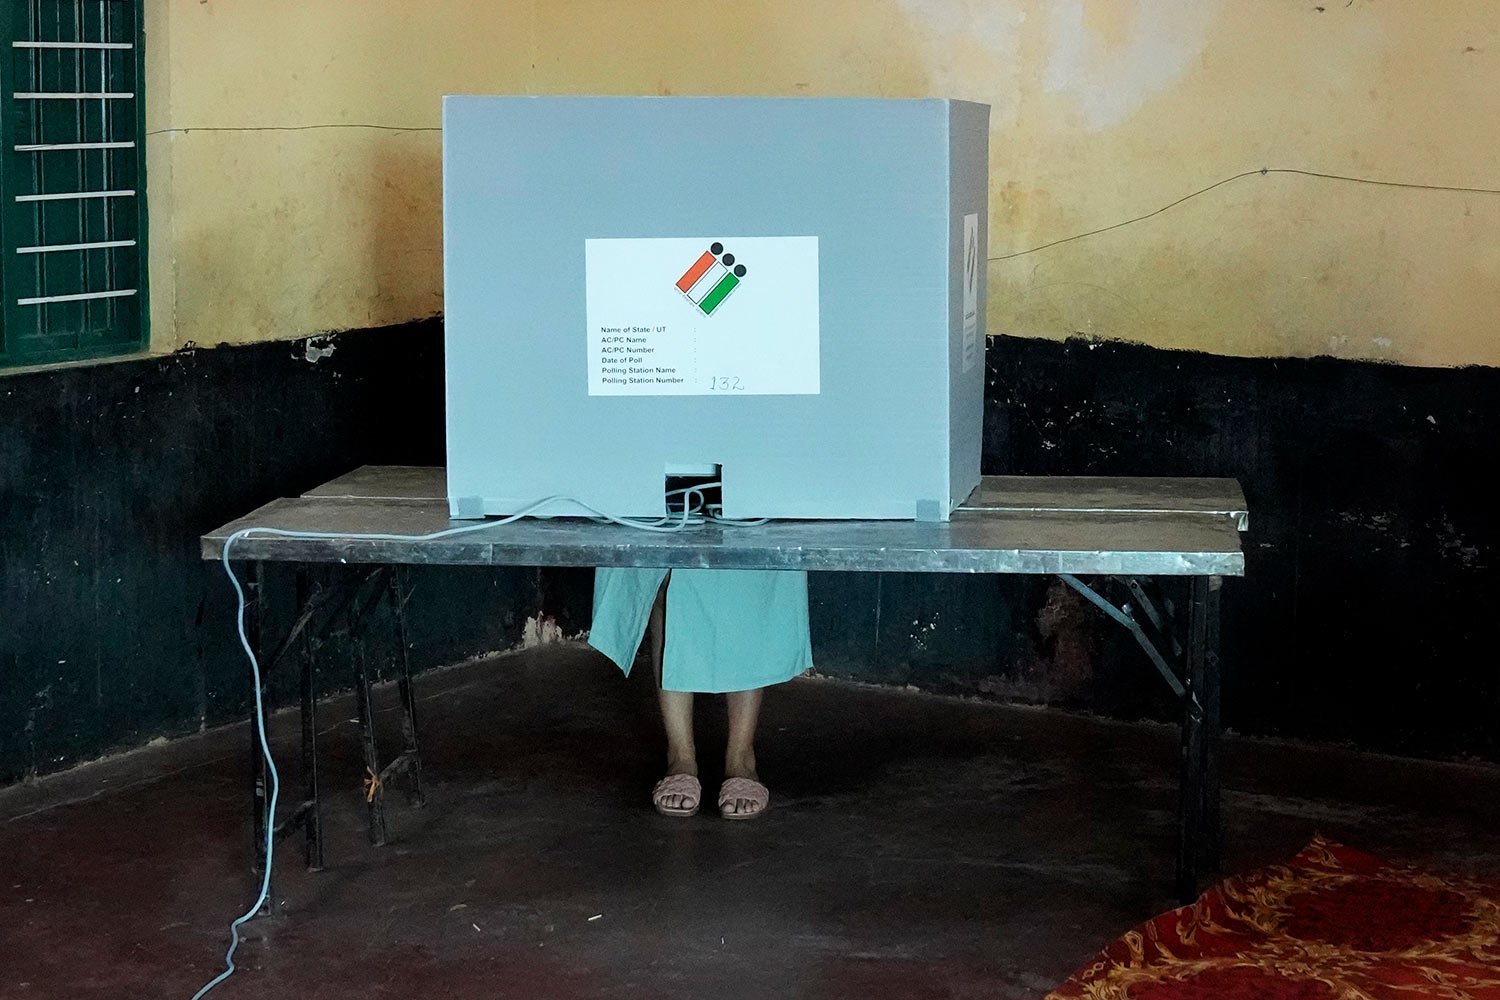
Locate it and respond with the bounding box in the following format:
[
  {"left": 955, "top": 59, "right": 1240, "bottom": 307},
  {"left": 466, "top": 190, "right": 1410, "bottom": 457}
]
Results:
[{"left": 4, "top": 645, "right": 1499, "bottom": 1000}]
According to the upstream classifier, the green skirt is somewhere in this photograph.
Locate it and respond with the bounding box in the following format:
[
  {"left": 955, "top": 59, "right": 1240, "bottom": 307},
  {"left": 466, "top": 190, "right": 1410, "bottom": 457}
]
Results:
[{"left": 588, "top": 568, "right": 813, "bottom": 693}]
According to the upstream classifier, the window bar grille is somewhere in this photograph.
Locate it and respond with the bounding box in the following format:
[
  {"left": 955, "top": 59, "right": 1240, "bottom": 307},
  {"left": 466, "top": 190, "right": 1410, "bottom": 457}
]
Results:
[{"left": 5, "top": 0, "right": 142, "bottom": 343}]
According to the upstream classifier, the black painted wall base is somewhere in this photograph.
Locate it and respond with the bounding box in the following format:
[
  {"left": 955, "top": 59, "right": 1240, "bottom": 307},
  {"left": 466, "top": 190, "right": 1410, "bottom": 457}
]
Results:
[
  {"left": 3, "top": 325, "right": 1496, "bottom": 785},
  {"left": 812, "top": 337, "right": 1498, "bottom": 762},
  {"left": 0, "top": 323, "right": 588, "bottom": 786}
]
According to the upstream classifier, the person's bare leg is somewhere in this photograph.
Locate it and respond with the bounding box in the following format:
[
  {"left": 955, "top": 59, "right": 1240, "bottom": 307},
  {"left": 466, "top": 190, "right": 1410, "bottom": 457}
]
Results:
[
  {"left": 722, "top": 687, "right": 766, "bottom": 817},
  {"left": 652, "top": 575, "right": 698, "bottom": 812}
]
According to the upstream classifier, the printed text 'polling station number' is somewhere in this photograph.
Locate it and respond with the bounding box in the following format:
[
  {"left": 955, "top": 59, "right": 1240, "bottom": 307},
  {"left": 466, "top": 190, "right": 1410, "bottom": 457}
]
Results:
[{"left": 710, "top": 376, "right": 745, "bottom": 391}]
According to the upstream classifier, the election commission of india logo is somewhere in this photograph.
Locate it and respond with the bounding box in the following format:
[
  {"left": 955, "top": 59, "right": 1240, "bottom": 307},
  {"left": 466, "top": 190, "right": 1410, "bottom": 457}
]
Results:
[{"left": 674, "top": 241, "right": 748, "bottom": 316}]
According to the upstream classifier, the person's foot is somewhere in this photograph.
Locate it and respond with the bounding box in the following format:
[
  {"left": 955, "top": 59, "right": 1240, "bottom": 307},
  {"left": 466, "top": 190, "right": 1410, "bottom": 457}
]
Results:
[
  {"left": 718, "top": 777, "right": 769, "bottom": 819},
  {"left": 652, "top": 756, "right": 700, "bottom": 817},
  {"left": 720, "top": 751, "right": 767, "bottom": 819}
]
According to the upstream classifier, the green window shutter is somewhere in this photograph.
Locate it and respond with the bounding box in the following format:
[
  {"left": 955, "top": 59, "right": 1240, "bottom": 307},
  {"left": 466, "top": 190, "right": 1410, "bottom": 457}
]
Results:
[{"left": 0, "top": 0, "right": 147, "bottom": 369}]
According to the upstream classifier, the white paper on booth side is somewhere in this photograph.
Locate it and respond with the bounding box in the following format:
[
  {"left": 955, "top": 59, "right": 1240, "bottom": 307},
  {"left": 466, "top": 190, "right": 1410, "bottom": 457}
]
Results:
[
  {"left": 961, "top": 213, "right": 979, "bottom": 374},
  {"left": 585, "top": 236, "right": 820, "bottom": 396}
]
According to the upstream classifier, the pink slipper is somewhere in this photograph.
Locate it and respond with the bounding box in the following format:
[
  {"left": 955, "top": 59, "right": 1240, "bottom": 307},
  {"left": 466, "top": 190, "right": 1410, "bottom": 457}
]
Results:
[
  {"left": 652, "top": 773, "right": 701, "bottom": 817},
  {"left": 718, "top": 777, "right": 769, "bottom": 820}
]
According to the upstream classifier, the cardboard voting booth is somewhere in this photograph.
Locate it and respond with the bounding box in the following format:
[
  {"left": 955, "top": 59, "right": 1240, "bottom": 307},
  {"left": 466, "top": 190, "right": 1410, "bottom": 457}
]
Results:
[{"left": 443, "top": 95, "right": 989, "bottom": 521}]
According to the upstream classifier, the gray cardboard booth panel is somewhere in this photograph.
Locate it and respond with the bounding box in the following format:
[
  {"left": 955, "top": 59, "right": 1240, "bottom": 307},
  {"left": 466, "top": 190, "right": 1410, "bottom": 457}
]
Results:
[{"left": 443, "top": 95, "right": 989, "bottom": 521}]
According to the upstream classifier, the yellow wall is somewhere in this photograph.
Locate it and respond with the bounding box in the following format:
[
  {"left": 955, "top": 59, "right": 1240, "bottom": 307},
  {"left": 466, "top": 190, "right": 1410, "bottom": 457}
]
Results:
[{"left": 145, "top": 0, "right": 1500, "bottom": 368}]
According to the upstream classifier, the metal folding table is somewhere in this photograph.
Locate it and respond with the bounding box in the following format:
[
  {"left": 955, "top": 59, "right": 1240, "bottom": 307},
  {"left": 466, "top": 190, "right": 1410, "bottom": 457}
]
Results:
[{"left": 202, "top": 465, "right": 1247, "bottom": 902}]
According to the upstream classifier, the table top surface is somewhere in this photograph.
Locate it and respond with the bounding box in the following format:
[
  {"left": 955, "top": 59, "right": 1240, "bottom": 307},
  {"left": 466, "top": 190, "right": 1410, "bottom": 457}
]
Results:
[
  {"left": 203, "top": 466, "right": 1246, "bottom": 577},
  {"left": 305, "top": 465, "right": 1251, "bottom": 527}
]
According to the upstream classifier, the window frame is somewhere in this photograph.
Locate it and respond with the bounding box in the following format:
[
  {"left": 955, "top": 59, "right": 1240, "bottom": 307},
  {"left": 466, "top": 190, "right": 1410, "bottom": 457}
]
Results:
[{"left": 0, "top": 0, "right": 149, "bottom": 370}]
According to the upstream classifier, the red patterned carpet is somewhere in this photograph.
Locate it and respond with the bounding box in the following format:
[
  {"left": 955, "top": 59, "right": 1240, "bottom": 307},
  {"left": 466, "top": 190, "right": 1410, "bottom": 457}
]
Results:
[{"left": 1049, "top": 838, "right": 1500, "bottom": 999}]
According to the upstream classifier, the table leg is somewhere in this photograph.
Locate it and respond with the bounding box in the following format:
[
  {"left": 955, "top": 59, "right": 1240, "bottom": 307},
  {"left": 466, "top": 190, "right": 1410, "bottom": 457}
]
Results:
[
  {"left": 1176, "top": 574, "right": 1223, "bottom": 902},
  {"left": 296, "top": 569, "right": 325, "bottom": 872},
  {"left": 388, "top": 568, "right": 425, "bottom": 808},
  {"left": 246, "top": 561, "right": 268, "bottom": 875},
  {"left": 245, "top": 561, "right": 278, "bottom": 915},
  {"left": 353, "top": 620, "right": 388, "bottom": 847},
  {"left": 1199, "top": 577, "right": 1223, "bottom": 877}
]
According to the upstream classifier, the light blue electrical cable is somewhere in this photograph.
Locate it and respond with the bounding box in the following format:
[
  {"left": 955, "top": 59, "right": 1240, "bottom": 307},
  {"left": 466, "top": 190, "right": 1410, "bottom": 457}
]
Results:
[
  {"left": 191, "top": 491, "right": 708, "bottom": 999},
  {"left": 705, "top": 506, "right": 770, "bottom": 527}
]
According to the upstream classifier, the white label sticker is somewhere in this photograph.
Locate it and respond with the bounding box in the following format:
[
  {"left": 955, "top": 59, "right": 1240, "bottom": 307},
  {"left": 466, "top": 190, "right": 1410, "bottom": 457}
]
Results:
[
  {"left": 962, "top": 212, "right": 980, "bottom": 373},
  {"left": 586, "top": 236, "right": 820, "bottom": 396}
]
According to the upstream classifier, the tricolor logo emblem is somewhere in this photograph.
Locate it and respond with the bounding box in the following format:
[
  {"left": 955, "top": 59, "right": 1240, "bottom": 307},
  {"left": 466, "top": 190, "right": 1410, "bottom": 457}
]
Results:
[{"left": 675, "top": 242, "right": 747, "bottom": 316}]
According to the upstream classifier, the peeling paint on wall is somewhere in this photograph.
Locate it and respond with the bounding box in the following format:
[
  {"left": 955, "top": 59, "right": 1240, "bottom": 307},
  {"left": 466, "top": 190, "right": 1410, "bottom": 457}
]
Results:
[
  {"left": 521, "top": 614, "right": 565, "bottom": 648},
  {"left": 893, "top": 0, "right": 1025, "bottom": 122},
  {"left": 1043, "top": 0, "right": 1215, "bottom": 130},
  {"left": 301, "top": 335, "right": 336, "bottom": 363}
]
